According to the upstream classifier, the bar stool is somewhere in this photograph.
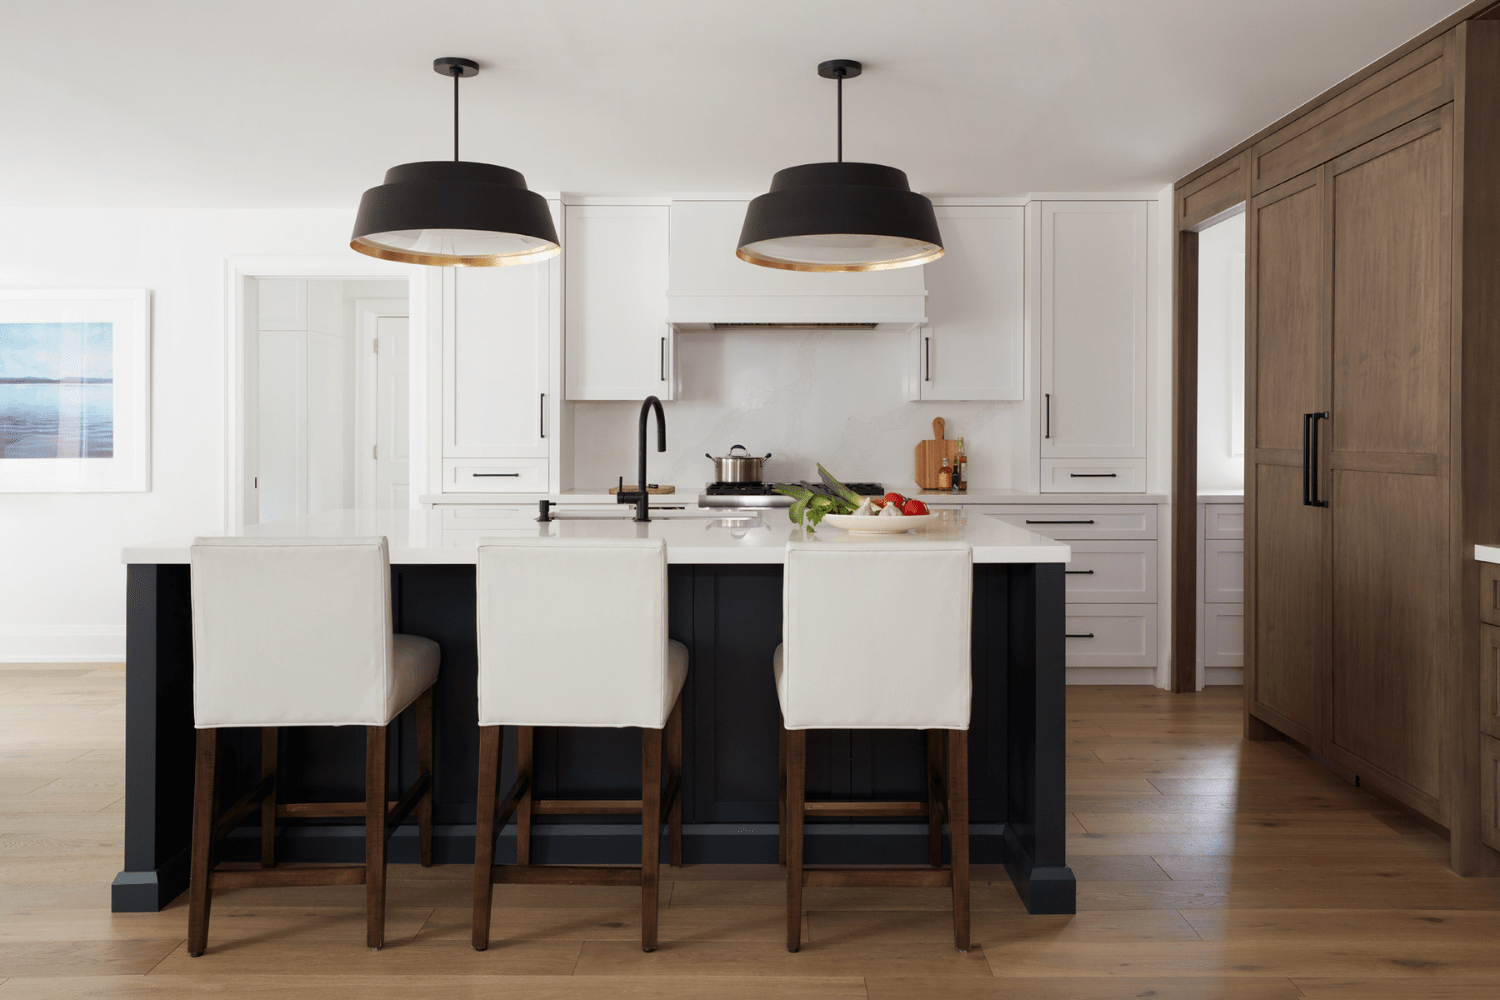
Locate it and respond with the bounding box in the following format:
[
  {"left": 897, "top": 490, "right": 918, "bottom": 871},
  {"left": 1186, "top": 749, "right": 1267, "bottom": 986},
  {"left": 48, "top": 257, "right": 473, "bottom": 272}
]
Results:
[
  {"left": 186, "top": 536, "right": 439, "bottom": 955},
  {"left": 776, "top": 539, "right": 973, "bottom": 952},
  {"left": 472, "top": 537, "right": 687, "bottom": 953}
]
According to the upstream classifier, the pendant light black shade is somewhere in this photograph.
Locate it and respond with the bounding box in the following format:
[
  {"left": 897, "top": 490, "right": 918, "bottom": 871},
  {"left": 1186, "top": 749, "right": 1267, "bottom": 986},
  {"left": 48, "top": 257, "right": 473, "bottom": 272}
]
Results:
[
  {"left": 738, "top": 60, "right": 942, "bottom": 272},
  {"left": 351, "top": 59, "right": 560, "bottom": 267}
]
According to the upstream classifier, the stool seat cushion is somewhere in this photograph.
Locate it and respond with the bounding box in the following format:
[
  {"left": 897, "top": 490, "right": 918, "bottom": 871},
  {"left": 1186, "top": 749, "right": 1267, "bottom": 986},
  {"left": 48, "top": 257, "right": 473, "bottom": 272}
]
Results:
[
  {"left": 777, "top": 541, "right": 972, "bottom": 731},
  {"left": 391, "top": 634, "right": 441, "bottom": 721},
  {"left": 476, "top": 538, "right": 688, "bottom": 729}
]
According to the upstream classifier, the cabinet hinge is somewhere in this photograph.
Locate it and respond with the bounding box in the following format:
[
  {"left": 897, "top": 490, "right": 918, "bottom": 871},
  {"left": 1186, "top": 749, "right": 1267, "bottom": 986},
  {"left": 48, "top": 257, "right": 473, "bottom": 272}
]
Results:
[
  {"left": 373, "top": 445, "right": 378, "bottom": 460},
  {"left": 372, "top": 339, "right": 378, "bottom": 353}
]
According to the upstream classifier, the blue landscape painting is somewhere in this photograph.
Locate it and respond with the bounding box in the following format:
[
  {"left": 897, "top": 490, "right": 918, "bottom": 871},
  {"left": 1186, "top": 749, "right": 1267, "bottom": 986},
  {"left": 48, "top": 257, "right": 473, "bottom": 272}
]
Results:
[{"left": 0, "top": 322, "right": 114, "bottom": 459}]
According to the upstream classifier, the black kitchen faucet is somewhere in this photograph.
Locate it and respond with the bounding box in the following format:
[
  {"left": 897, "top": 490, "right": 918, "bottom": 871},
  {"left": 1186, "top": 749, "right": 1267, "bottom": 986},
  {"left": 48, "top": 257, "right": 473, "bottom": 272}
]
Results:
[{"left": 615, "top": 395, "right": 665, "bottom": 522}]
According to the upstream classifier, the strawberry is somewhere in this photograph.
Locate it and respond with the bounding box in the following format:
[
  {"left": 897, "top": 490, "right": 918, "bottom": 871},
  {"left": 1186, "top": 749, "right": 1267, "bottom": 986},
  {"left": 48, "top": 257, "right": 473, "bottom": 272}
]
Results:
[
  {"left": 883, "top": 492, "right": 907, "bottom": 507},
  {"left": 902, "top": 499, "right": 929, "bottom": 517}
]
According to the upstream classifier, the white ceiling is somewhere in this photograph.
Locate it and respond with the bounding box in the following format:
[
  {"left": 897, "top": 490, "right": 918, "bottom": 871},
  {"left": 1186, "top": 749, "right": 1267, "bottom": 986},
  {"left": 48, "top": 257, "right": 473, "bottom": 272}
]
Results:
[{"left": 0, "top": 0, "right": 1472, "bottom": 207}]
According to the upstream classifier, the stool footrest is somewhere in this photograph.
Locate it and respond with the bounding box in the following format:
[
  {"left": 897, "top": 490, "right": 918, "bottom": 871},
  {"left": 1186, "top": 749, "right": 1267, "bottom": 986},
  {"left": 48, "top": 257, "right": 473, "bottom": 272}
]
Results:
[
  {"left": 533, "top": 798, "right": 643, "bottom": 816},
  {"left": 802, "top": 867, "right": 954, "bottom": 888},
  {"left": 211, "top": 865, "right": 366, "bottom": 890},
  {"left": 278, "top": 800, "right": 397, "bottom": 818},
  {"left": 804, "top": 800, "right": 929, "bottom": 818},
  {"left": 212, "top": 773, "right": 276, "bottom": 842},
  {"left": 385, "top": 773, "right": 432, "bottom": 837},
  {"left": 490, "top": 865, "right": 642, "bottom": 886}
]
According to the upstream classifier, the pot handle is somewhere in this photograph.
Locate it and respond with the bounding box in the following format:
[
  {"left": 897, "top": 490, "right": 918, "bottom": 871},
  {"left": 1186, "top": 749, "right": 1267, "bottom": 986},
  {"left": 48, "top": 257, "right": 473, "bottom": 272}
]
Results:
[
  {"left": 705, "top": 453, "right": 715, "bottom": 461},
  {"left": 730, "top": 444, "right": 749, "bottom": 456},
  {"left": 762, "top": 453, "right": 773, "bottom": 460}
]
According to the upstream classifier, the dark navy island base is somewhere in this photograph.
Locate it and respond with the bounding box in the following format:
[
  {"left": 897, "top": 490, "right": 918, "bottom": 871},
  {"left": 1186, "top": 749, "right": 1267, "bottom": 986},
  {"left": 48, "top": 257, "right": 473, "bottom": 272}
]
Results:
[{"left": 114, "top": 561, "right": 1073, "bottom": 915}]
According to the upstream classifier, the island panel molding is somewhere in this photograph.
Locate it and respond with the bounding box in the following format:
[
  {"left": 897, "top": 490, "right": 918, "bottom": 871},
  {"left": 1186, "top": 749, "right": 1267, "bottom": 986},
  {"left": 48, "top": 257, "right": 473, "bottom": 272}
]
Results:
[{"left": 0, "top": 289, "right": 150, "bottom": 492}]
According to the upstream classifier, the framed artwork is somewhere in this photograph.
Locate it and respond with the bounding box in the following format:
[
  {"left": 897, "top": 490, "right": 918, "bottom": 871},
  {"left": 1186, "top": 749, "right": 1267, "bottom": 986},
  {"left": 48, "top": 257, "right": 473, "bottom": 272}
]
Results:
[{"left": 0, "top": 289, "right": 151, "bottom": 492}]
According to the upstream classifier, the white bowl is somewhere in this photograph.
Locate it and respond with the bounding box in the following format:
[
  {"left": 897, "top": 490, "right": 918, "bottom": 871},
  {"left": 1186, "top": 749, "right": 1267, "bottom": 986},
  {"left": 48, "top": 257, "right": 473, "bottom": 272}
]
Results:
[{"left": 821, "top": 513, "right": 939, "bottom": 534}]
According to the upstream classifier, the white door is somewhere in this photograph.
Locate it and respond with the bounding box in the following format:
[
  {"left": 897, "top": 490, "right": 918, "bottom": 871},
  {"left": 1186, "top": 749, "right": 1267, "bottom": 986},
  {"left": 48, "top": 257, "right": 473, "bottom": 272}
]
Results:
[
  {"left": 374, "top": 316, "right": 410, "bottom": 509},
  {"left": 1039, "top": 201, "right": 1149, "bottom": 459},
  {"left": 257, "top": 327, "right": 306, "bottom": 523},
  {"left": 918, "top": 205, "right": 1026, "bottom": 401}
]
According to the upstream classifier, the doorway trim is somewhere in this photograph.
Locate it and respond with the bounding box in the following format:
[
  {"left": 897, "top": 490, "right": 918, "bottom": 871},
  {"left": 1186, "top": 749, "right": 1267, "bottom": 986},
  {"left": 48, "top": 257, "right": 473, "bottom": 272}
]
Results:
[
  {"left": 353, "top": 298, "right": 410, "bottom": 509},
  {"left": 223, "top": 256, "right": 435, "bottom": 530}
]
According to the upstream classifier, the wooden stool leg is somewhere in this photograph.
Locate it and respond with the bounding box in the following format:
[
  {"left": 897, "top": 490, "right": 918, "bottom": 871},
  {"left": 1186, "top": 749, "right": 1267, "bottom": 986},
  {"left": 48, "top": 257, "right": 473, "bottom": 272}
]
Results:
[
  {"left": 417, "top": 687, "right": 435, "bottom": 868},
  {"left": 926, "top": 729, "right": 944, "bottom": 868},
  {"left": 472, "top": 725, "right": 502, "bottom": 951},
  {"left": 666, "top": 694, "right": 684, "bottom": 868},
  {"left": 786, "top": 727, "right": 805, "bottom": 953},
  {"left": 641, "top": 726, "right": 663, "bottom": 952},
  {"left": 948, "top": 729, "right": 970, "bottom": 953},
  {"left": 187, "top": 728, "right": 219, "bottom": 958},
  {"left": 366, "top": 724, "right": 390, "bottom": 951},
  {"left": 778, "top": 714, "right": 788, "bottom": 866},
  {"left": 516, "top": 726, "right": 534, "bottom": 866},
  {"left": 261, "top": 726, "right": 278, "bottom": 869}
]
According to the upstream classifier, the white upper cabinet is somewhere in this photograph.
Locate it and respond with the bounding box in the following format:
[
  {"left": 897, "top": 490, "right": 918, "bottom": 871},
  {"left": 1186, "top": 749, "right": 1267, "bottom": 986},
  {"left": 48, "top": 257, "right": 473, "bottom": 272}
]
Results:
[
  {"left": 564, "top": 204, "right": 673, "bottom": 401},
  {"left": 915, "top": 205, "right": 1026, "bottom": 401},
  {"left": 1039, "top": 201, "right": 1149, "bottom": 460},
  {"left": 443, "top": 260, "right": 552, "bottom": 460}
]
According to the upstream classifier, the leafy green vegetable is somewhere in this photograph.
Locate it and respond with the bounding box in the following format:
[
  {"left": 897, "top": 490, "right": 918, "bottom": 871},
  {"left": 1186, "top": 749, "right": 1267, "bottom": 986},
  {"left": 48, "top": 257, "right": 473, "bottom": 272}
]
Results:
[{"left": 775, "top": 467, "right": 863, "bottom": 531}]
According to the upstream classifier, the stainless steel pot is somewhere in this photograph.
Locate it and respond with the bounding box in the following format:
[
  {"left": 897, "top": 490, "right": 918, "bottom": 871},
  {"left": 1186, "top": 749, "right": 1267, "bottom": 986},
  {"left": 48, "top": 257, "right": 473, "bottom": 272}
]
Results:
[{"left": 705, "top": 444, "right": 773, "bottom": 483}]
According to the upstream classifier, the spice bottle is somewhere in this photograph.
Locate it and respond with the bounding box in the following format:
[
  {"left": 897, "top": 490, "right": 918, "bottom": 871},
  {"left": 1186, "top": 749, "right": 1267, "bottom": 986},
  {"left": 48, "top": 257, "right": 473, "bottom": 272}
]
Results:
[{"left": 937, "top": 456, "right": 953, "bottom": 490}]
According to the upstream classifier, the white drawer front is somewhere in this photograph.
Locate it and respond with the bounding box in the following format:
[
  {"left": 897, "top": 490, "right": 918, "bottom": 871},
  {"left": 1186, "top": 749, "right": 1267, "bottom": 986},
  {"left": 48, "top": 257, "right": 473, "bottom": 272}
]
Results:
[
  {"left": 982, "top": 505, "right": 1157, "bottom": 540},
  {"left": 1204, "top": 539, "right": 1244, "bottom": 603},
  {"left": 1203, "top": 503, "right": 1244, "bottom": 539},
  {"left": 1040, "top": 458, "right": 1146, "bottom": 493},
  {"left": 1205, "top": 605, "right": 1244, "bottom": 667},
  {"left": 1065, "top": 604, "right": 1158, "bottom": 667},
  {"left": 1064, "top": 541, "right": 1158, "bottom": 603},
  {"left": 443, "top": 458, "right": 548, "bottom": 493}
]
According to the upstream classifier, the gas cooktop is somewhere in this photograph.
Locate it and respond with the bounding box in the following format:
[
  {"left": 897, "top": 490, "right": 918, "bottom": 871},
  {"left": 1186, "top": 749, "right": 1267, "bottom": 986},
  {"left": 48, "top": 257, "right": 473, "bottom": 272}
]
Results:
[{"left": 698, "top": 481, "right": 884, "bottom": 508}]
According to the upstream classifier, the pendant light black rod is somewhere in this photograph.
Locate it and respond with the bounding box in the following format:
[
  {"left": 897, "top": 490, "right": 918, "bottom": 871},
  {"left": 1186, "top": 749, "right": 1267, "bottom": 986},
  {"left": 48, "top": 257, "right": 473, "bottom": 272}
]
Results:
[
  {"left": 836, "top": 72, "right": 843, "bottom": 163},
  {"left": 453, "top": 67, "right": 460, "bottom": 162}
]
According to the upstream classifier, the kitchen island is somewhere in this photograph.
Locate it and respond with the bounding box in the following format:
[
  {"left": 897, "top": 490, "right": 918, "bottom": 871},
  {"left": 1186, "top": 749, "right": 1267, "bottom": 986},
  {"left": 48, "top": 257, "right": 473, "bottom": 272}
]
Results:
[{"left": 115, "top": 509, "right": 1073, "bottom": 914}]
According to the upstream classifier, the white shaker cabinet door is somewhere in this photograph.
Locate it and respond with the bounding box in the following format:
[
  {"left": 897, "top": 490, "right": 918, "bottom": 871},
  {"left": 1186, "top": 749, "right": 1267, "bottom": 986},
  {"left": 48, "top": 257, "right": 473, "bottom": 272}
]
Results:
[
  {"left": 444, "top": 263, "right": 551, "bottom": 459},
  {"left": 1039, "top": 201, "right": 1149, "bottom": 459},
  {"left": 564, "top": 204, "right": 673, "bottom": 401},
  {"left": 917, "top": 206, "right": 1026, "bottom": 401}
]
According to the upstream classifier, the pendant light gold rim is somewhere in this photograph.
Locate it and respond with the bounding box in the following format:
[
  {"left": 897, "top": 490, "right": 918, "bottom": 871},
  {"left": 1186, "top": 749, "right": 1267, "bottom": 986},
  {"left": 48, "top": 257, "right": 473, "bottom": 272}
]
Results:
[
  {"left": 734, "top": 244, "right": 943, "bottom": 272},
  {"left": 351, "top": 238, "right": 560, "bottom": 268}
]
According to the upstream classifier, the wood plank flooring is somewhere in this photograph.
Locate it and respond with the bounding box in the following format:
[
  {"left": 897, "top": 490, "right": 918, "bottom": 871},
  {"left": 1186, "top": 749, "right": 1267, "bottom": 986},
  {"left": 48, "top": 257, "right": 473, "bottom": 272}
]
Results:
[{"left": 3, "top": 665, "right": 1499, "bottom": 997}]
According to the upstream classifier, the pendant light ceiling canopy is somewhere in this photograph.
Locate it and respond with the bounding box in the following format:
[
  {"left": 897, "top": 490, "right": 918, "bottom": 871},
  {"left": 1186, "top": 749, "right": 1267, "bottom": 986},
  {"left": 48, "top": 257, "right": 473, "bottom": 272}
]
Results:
[
  {"left": 738, "top": 59, "right": 943, "bottom": 273},
  {"left": 351, "top": 57, "right": 560, "bottom": 267}
]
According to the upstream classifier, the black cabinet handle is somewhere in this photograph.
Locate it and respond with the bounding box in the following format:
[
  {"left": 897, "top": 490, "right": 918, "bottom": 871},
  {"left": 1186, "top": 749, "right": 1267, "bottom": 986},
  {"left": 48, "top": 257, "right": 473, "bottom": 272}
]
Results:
[
  {"left": 1070, "top": 473, "right": 1117, "bottom": 478},
  {"left": 1026, "top": 519, "right": 1095, "bottom": 524},
  {"left": 1066, "top": 632, "right": 1096, "bottom": 639},
  {"left": 473, "top": 472, "right": 521, "bottom": 477},
  {"left": 660, "top": 336, "right": 667, "bottom": 382},
  {"left": 1045, "top": 393, "right": 1051, "bottom": 438},
  {"left": 1310, "top": 411, "right": 1329, "bottom": 507},
  {"left": 925, "top": 337, "right": 932, "bottom": 381},
  {"left": 1065, "top": 569, "right": 1095, "bottom": 575},
  {"left": 1302, "top": 413, "right": 1313, "bottom": 506},
  {"left": 539, "top": 393, "right": 546, "bottom": 438}
]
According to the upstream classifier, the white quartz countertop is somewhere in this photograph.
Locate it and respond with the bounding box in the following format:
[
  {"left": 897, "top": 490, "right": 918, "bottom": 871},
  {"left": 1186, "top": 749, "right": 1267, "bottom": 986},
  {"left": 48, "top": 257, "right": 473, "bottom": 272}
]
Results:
[
  {"left": 1476, "top": 544, "right": 1500, "bottom": 565},
  {"left": 421, "top": 487, "right": 1168, "bottom": 506},
  {"left": 123, "top": 509, "right": 1070, "bottom": 566}
]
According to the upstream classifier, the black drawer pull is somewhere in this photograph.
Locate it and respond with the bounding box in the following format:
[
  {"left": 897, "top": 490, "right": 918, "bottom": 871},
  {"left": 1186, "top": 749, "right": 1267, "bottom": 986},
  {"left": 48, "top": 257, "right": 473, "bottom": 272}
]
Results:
[
  {"left": 1066, "top": 632, "right": 1096, "bottom": 639},
  {"left": 1025, "top": 519, "right": 1095, "bottom": 525},
  {"left": 1070, "top": 473, "right": 1117, "bottom": 478},
  {"left": 1065, "top": 569, "right": 1095, "bottom": 575},
  {"left": 473, "top": 473, "right": 521, "bottom": 477}
]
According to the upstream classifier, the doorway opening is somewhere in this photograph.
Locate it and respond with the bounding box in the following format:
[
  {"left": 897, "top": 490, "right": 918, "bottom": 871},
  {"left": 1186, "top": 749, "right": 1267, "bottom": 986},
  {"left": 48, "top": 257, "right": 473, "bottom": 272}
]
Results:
[{"left": 244, "top": 277, "right": 410, "bottom": 524}]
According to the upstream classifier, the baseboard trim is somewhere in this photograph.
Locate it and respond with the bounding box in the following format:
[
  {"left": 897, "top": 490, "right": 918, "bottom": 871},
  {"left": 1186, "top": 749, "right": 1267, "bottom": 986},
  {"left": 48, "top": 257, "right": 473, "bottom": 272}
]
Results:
[{"left": 1066, "top": 667, "right": 1156, "bottom": 685}]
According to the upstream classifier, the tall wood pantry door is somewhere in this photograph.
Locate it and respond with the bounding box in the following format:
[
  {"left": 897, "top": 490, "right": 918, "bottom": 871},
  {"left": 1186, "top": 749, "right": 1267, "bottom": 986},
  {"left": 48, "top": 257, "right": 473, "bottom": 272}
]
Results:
[
  {"left": 1247, "top": 168, "right": 1329, "bottom": 748},
  {"left": 1323, "top": 107, "right": 1453, "bottom": 821}
]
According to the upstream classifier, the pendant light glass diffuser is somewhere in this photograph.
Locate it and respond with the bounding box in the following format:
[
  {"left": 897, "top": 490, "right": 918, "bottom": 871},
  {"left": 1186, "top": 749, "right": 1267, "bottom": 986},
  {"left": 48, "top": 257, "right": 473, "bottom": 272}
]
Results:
[
  {"left": 738, "top": 60, "right": 942, "bottom": 272},
  {"left": 351, "top": 58, "right": 559, "bottom": 267}
]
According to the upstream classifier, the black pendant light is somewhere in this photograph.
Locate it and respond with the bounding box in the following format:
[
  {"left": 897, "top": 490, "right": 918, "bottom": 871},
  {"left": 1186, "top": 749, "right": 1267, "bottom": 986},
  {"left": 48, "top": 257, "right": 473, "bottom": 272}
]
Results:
[
  {"left": 738, "top": 60, "right": 943, "bottom": 272},
  {"left": 351, "top": 57, "right": 560, "bottom": 267}
]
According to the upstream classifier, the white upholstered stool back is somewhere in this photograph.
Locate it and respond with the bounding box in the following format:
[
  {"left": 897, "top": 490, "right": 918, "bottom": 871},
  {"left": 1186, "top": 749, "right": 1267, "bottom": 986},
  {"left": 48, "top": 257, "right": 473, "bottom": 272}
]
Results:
[
  {"left": 190, "top": 536, "right": 436, "bottom": 729},
  {"left": 476, "top": 537, "right": 686, "bottom": 729},
  {"left": 777, "top": 540, "right": 973, "bottom": 731}
]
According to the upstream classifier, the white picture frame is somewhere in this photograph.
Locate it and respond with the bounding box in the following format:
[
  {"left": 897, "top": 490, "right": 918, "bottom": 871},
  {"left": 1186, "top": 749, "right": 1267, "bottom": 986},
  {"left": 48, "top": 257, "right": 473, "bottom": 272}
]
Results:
[{"left": 0, "top": 289, "right": 151, "bottom": 492}]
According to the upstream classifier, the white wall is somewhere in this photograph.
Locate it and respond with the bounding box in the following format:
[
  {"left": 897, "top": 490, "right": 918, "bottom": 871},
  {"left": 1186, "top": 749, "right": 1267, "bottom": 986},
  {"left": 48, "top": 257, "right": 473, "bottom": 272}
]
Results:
[
  {"left": 570, "top": 327, "right": 1037, "bottom": 491},
  {"left": 0, "top": 208, "right": 405, "bottom": 662},
  {"left": 1197, "top": 211, "right": 1246, "bottom": 491}
]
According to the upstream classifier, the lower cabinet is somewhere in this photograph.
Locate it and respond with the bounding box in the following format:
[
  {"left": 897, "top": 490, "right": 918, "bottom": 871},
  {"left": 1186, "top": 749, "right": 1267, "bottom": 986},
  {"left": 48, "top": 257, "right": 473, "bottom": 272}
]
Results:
[
  {"left": 1482, "top": 733, "right": 1500, "bottom": 852},
  {"left": 981, "top": 502, "right": 1161, "bottom": 676},
  {"left": 1197, "top": 500, "right": 1245, "bottom": 684}
]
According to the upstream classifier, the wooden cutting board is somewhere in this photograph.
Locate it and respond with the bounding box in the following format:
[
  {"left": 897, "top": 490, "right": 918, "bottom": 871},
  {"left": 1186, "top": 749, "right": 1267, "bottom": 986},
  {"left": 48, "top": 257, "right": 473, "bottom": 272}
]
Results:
[
  {"left": 914, "top": 417, "right": 960, "bottom": 489},
  {"left": 608, "top": 485, "right": 676, "bottom": 495}
]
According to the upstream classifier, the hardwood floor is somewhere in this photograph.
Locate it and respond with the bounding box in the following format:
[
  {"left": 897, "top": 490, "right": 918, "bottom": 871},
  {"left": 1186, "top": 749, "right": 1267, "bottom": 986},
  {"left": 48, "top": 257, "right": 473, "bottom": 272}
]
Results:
[{"left": 3, "top": 664, "right": 1499, "bottom": 997}]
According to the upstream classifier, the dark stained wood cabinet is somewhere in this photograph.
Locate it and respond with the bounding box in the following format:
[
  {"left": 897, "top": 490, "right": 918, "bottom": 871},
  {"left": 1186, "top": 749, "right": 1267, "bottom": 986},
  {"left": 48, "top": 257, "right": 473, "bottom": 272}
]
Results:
[{"left": 1238, "top": 19, "right": 1500, "bottom": 875}]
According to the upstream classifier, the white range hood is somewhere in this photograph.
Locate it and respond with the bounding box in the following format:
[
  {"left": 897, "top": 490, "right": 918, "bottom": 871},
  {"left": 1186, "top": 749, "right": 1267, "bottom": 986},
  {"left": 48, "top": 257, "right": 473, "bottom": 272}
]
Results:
[{"left": 666, "top": 199, "right": 928, "bottom": 330}]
